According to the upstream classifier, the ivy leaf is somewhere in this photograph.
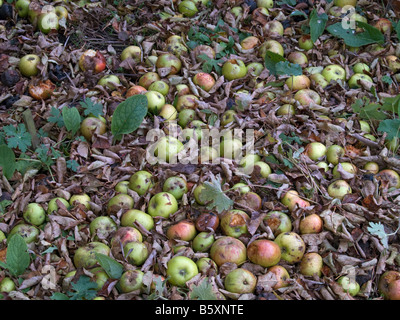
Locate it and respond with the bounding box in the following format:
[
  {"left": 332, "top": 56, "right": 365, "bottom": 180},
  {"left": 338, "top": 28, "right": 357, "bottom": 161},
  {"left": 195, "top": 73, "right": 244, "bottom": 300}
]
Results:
[
  {"left": 309, "top": 9, "right": 328, "bottom": 43},
  {"left": 111, "top": 94, "right": 148, "bottom": 141},
  {"left": 189, "top": 278, "right": 219, "bottom": 300},
  {"left": 326, "top": 21, "right": 384, "bottom": 47},
  {"left": 0, "top": 145, "right": 16, "bottom": 179},
  {"left": 0, "top": 234, "right": 30, "bottom": 276},
  {"left": 3, "top": 124, "right": 32, "bottom": 153},
  {"left": 198, "top": 176, "right": 233, "bottom": 213},
  {"left": 377, "top": 119, "right": 400, "bottom": 140},
  {"left": 62, "top": 106, "right": 81, "bottom": 136},
  {"left": 95, "top": 253, "right": 124, "bottom": 279}
]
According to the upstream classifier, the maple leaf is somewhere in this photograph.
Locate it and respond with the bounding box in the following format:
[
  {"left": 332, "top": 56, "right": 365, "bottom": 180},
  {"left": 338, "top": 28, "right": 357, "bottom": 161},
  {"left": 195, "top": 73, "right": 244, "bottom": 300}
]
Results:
[{"left": 198, "top": 176, "right": 233, "bottom": 213}]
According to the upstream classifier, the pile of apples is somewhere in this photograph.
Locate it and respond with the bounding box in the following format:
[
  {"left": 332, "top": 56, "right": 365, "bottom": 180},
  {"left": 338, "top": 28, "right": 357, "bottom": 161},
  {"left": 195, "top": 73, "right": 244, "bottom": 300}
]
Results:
[{"left": 2, "top": 0, "right": 400, "bottom": 301}]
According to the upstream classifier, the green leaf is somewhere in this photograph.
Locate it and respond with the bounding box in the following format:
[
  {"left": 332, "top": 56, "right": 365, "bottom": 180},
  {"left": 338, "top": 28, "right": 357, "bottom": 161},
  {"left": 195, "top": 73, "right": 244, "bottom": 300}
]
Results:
[
  {"left": 80, "top": 97, "right": 104, "bottom": 118},
  {"left": 95, "top": 253, "right": 124, "bottom": 279},
  {"left": 382, "top": 75, "right": 393, "bottom": 86},
  {"left": 367, "top": 222, "right": 389, "bottom": 249},
  {"left": 309, "top": 9, "right": 328, "bottom": 43},
  {"left": 377, "top": 119, "right": 400, "bottom": 140},
  {"left": 394, "top": 20, "right": 400, "bottom": 42},
  {"left": 62, "top": 106, "right": 81, "bottom": 136},
  {"left": 189, "top": 278, "right": 218, "bottom": 300},
  {"left": 0, "top": 199, "right": 13, "bottom": 215},
  {"left": 68, "top": 275, "right": 98, "bottom": 300},
  {"left": 3, "top": 124, "right": 32, "bottom": 153},
  {"left": 0, "top": 145, "right": 16, "bottom": 179},
  {"left": 326, "top": 21, "right": 384, "bottom": 47},
  {"left": 198, "top": 177, "right": 234, "bottom": 213},
  {"left": 351, "top": 98, "right": 388, "bottom": 120},
  {"left": 50, "top": 292, "right": 70, "bottom": 300},
  {"left": 0, "top": 234, "right": 30, "bottom": 276},
  {"left": 111, "top": 94, "right": 148, "bottom": 141},
  {"left": 264, "top": 51, "right": 302, "bottom": 76},
  {"left": 48, "top": 107, "right": 65, "bottom": 128},
  {"left": 66, "top": 159, "right": 79, "bottom": 172}
]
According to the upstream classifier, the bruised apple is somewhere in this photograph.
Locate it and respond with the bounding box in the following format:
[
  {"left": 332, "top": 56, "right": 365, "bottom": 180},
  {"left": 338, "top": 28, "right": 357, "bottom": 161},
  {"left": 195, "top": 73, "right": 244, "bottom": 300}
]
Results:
[
  {"left": 220, "top": 209, "right": 250, "bottom": 238},
  {"left": 378, "top": 270, "right": 400, "bottom": 300},
  {"left": 78, "top": 49, "right": 106, "bottom": 74},
  {"left": 210, "top": 236, "right": 247, "bottom": 267},
  {"left": 274, "top": 232, "right": 305, "bottom": 264}
]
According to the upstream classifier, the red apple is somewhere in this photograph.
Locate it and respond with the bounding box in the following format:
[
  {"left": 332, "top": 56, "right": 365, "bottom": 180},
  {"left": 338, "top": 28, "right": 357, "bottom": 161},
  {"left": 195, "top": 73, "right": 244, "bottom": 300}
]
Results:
[
  {"left": 210, "top": 236, "right": 247, "bottom": 267},
  {"left": 247, "top": 239, "right": 281, "bottom": 268},
  {"left": 166, "top": 219, "right": 197, "bottom": 241},
  {"left": 78, "top": 49, "right": 106, "bottom": 74}
]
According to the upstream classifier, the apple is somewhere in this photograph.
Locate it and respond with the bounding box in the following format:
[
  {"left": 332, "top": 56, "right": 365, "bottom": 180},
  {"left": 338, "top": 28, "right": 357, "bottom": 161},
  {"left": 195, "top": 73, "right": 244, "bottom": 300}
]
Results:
[
  {"left": 8, "top": 224, "right": 39, "bottom": 244},
  {"left": 294, "top": 89, "right": 321, "bottom": 106},
  {"left": 193, "top": 72, "right": 215, "bottom": 92},
  {"left": 274, "top": 232, "right": 306, "bottom": 264},
  {"left": 240, "top": 36, "right": 260, "bottom": 50},
  {"left": 178, "top": 109, "right": 196, "bottom": 128},
  {"left": 147, "top": 81, "right": 169, "bottom": 97},
  {"left": 210, "top": 236, "right": 247, "bottom": 267},
  {"left": 156, "top": 53, "right": 182, "bottom": 75},
  {"left": 299, "top": 214, "right": 323, "bottom": 234},
  {"left": 348, "top": 73, "right": 373, "bottom": 89},
  {"left": 337, "top": 276, "right": 360, "bottom": 296},
  {"left": 121, "top": 45, "right": 141, "bottom": 62},
  {"left": 123, "top": 241, "right": 149, "bottom": 266},
  {"left": 259, "top": 40, "right": 284, "bottom": 58},
  {"left": 287, "top": 51, "right": 308, "bottom": 66},
  {"left": 138, "top": 72, "right": 160, "bottom": 89},
  {"left": 220, "top": 110, "right": 237, "bottom": 126},
  {"left": 192, "top": 232, "right": 215, "bottom": 252},
  {"left": 115, "top": 181, "right": 130, "bottom": 194},
  {"left": 317, "top": 161, "right": 329, "bottom": 173},
  {"left": 310, "top": 73, "right": 329, "bottom": 88},
  {"left": 298, "top": 35, "right": 313, "bottom": 50},
  {"left": 166, "top": 35, "right": 188, "bottom": 57},
  {"left": 257, "top": 0, "right": 273, "bottom": 8},
  {"left": 332, "top": 162, "right": 357, "bottom": 179},
  {"left": 23, "top": 203, "right": 46, "bottom": 226},
  {"left": 178, "top": 0, "right": 198, "bottom": 17},
  {"left": 159, "top": 104, "right": 178, "bottom": 122},
  {"left": 385, "top": 55, "right": 400, "bottom": 73},
  {"left": 376, "top": 169, "right": 400, "bottom": 188},
  {"left": 378, "top": 270, "right": 400, "bottom": 300},
  {"left": 299, "top": 252, "right": 323, "bottom": 277},
  {"left": 237, "top": 192, "right": 262, "bottom": 212},
  {"left": 221, "top": 59, "right": 247, "bottom": 81},
  {"left": 224, "top": 268, "right": 257, "bottom": 294},
  {"left": 199, "top": 146, "right": 219, "bottom": 163},
  {"left": 353, "top": 62, "right": 370, "bottom": 74},
  {"left": 129, "top": 170, "right": 154, "bottom": 196},
  {"left": 220, "top": 138, "right": 242, "bottom": 159},
  {"left": 304, "top": 142, "right": 326, "bottom": 161},
  {"left": 196, "top": 257, "right": 218, "bottom": 274},
  {"left": 253, "top": 161, "right": 272, "bottom": 178},
  {"left": 385, "top": 137, "right": 400, "bottom": 153},
  {"left": 264, "top": 20, "right": 283, "bottom": 37},
  {"left": 120, "top": 209, "right": 154, "bottom": 231},
  {"left": 195, "top": 212, "right": 219, "bottom": 232},
  {"left": 327, "top": 180, "right": 352, "bottom": 200},
  {"left": 193, "top": 44, "right": 216, "bottom": 62},
  {"left": 110, "top": 226, "right": 143, "bottom": 259},
  {"left": 374, "top": 18, "right": 393, "bottom": 33},
  {"left": 268, "top": 265, "right": 290, "bottom": 289},
  {"left": 89, "top": 216, "right": 117, "bottom": 240},
  {"left": 118, "top": 269, "right": 144, "bottom": 293},
  {"left": 166, "top": 256, "right": 199, "bottom": 286},
  {"left": 107, "top": 193, "right": 134, "bottom": 215},
  {"left": 69, "top": 194, "right": 91, "bottom": 210},
  {"left": 281, "top": 190, "right": 310, "bottom": 212},
  {"left": 276, "top": 104, "right": 295, "bottom": 116},
  {"left": 231, "top": 6, "right": 243, "bottom": 18},
  {"left": 232, "top": 183, "right": 251, "bottom": 195},
  {"left": 359, "top": 120, "right": 371, "bottom": 133},
  {"left": 285, "top": 75, "right": 311, "bottom": 91},
  {"left": 364, "top": 162, "right": 379, "bottom": 174},
  {"left": 326, "top": 144, "right": 345, "bottom": 165},
  {"left": 0, "top": 277, "right": 16, "bottom": 293},
  {"left": 91, "top": 267, "right": 110, "bottom": 290},
  {"left": 54, "top": 6, "right": 68, "bottom": 20},
  {"left": 334, "top": 0, "right": 356, "bottom": 7},
  {"left": 98, "top": 74, "right": 120, "bottom": 90},
  {"left": 126, "top": 85, "right": 147, "bottom": 97},
  {"left": 220, "top": 210, "right": 250, "bottom": 238},
  {"left": 193, "top": 183, "right": 207, "bottom": 205},
  {"left": 239, "top": 154, "right": 261, "bottom": 174},
  {"left": 175, "top": 94, "right": 199, "bottom": 112},
  {"left": 19, "top": 54, "right": 40, "bottom": 77},
  {"left": 166, "top": 219, "right": 197, "bottom": 241},
  {"left": 247, "top": 239, "right": 281, "bottom": 268},
  {"left": 145, "top": 90, "right": 166, "bottom": 115},
  {"left": 0, "top": 231, "right": 5, "bottom": 242},
  {"left": 147, "top": 192, "right": 178, "bottom": 218},
  {"left": 38, "top": 12, "right": 59, "bottom": 34},
  {"left": 47, "top": 197, "right": 70, "bottom": 214},
  {"left": 263, "top": 211, "right": 292, "bottom": 236},
  {"left": 322, "top": 64, "right": 346, "bottom": 83},
  {"left": 153, "top": 136, "right": 184, "bottom": 163},
  {"left": 80, "top": 116, "right": 107, "bottom": 141},
  {"left": 163, "top": 176, "right": 188, "bottom": 200},
  {"left": 15, "top": 0, "right": 30, "bottom": 17},
  {"left": 79, "top": 49, "right": 106, "bottom": 74},
  {"left": 73, "top": 241, "right": 111, "bottom": 269}
]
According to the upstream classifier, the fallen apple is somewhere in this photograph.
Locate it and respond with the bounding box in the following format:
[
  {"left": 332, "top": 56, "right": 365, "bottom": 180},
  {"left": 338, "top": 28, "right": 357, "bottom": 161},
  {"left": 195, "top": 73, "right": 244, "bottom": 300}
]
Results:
[
  {"left": 129, "top": 170, "right": 154, "bottom": 196},
  {"left": 247, "top": 239, "right": 281, "bottom": 268},
  {"left": 274, "top": 232, "right": 306, "bottom": 264},
  {"left": 123, "top": 241, "right": 149, "bottom": 266},
  {"left": 224, "top": 268, "right": 257, "bottom": 294},
  {"left": 210, "top": 236, "right": 247, "bottom": 267},
  {"left": 166, "top": 256, "right": 199, "bottom": 286},
  {"left": 147, "top": 192, "right": 178, "bottom": 218},
  {"left": 299, "top": 252, "right": 323, "bottom": 277},
  {"left": 19, "top": 54, "right": 40, "bottom": 77},
  {"left": 263, "top": 211, "right": 292, "bottom": 236}
]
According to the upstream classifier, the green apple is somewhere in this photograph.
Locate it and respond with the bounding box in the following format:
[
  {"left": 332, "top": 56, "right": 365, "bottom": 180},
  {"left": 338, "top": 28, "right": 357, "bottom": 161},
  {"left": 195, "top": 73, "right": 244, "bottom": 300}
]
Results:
[
  {"left": 326, "top": 144, "right": 345, "bottom": 165},
  {"left": 332, "top": 162, "right": 357, "bottom": 179},
  {"left": 69, "top": 194, "right": 91, "bottom": 210},
  {"left": 54, "top": 6, "right": 68, "bottom": 20},
  {"left": 19, "top": 54, "right": 40, "bottom": 77},
  {"left": 159, "top": 104, "right": 178, "bottom": 122},
  {"left": 232, "top": 182, "right": 251, "bottom": 195},
  {"left": 47, "top": 197, "right": 70, "bottom": 214},
  {"left": 353, "top": 62, "right": 370, "bottom": 74},
  {"left": 138, "top": 72, "right": 160, "bottom": 89},
  {"left": 121, "top": 209, "right": 154, "bottom": 231},
  {"left": 178, "top": 0, "right": 198, "bottom": 17},
  {"left": 121, "top": 45, "right": 141, "bottom": 62},
  {"left": 276, "top": 104, "right": 296, "bottom": 116},
  {"left": 334, "top": 0, "right": 356, "bottom": 7},
  {"left": 23, "top": 203, "right": 46, "bottom": 226},
  {"left": 178, "top": 108, "right": 196, "bottom": 128},
  {"left": 246, "top": 62, "right": 264, "bottom": 77},
  {"left": 257, "top": 0, "right": 273, "bottom": 8},
  {"left": 115, "top": 180, "right": 130, "bottom": 194},
  {"left": 337, "top": 276, "right": 360, "bottom": 296},
  {"left": 221, "top": 110, "right": 237, "bottom": 126},
  {"left": 91, "top": 267, "right": 110, "bottom": 290},
  {"left": 348, "top": 73, "right": 373, "bottom": 89},
  {"left": 196, "top": 257, "right": 218, "bottom": 274},
  {"left": 192, "top": 232, "right": 215, "bottom": 252},
  {"left": 8, "top": 224, "right": 39, "bottom": 244},
  {"left": 129, "top": 170, "right": 154, "bottom": 196},
  {"left": 299, "top": 252, "right": 323, "bottom": 277},
  {"left": 38, "top": 12, "right": 59, "bottom": 34},
  {"left": 309, "top": 73, "right": 329, "bottom": 88},
  {"left": 294, "top": 89, "right": 321, "bottom": 106},
  {"left": 298, "top": 35, "right": 313, "bottom": 50},
  {"left": 0, "top": 277, "right": 16, "bottom": 293},
  {"left": 167, "top": 256, "right": 199, "bottom": 286},
  {"left": 118, "top": 269, "right": 144, "bottom": 293},
  {"left": 15, "top": 0, "right": 30, "bottom": 17},
  {"left": 221, "top": 59, "right": 247, "bottom": 81},
  {"left": 304, "top": 142, "right": 326, "bottom": 161},
  {"left": 274, "top": 232, "right": 305, "bottom": 264},
  {"left": 327, "top": 180, "right": 352, "bottom": 200},
  {"left": 123, "top": 241, "right": 149, "bottom": 266},
  {"left": 224, "top": 268, "right": 257, "bottom": 294},
  {"left": 98, "top": 74, "right": 120, "bottom": 90},
  {"left": 73, "top": 242, "right": 110, "bottom": 269},
  {"left": 80, "top": 116, "right": 107, "bottom": 142},
  {"left": 263, "top": 211, "right": 292, "bottom": 236},
  {"left": 89, "top": 216, "right": 117, "bottom": 240},
  {"left": 107, "top": 193, "right": 134, "bottom": 215},
  {"left": 153, "top": 136, "right": 184, "bottom": 163},
  {"left": 147, "top": 192, "right": 178, "bottom": 218},
  {"left": 148, "top": 80, "right": 170, "bottom": 96},
  {"left": 285, "top": 75, "right": 311, "bottom": 91},
  {"left": 155, "top": 53, "right": 182, "bottom": 75},
  {"left": 220, "top": 210, "right": 250, "bottom": 238},
  {"left": 145, "top": 90, "right": 166, "bottom": 115},
  {"left": 259, "top": 40, "right": 284, "bottom": 58},
  {"left": 322, "top": 64, "right": 346, "bottom": 83},
  {"left": 220, "top": 138, "right": 242, "bottom": 159},
  {"left": 163, "top": 176, "right": 188, "bottom": 200}
]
